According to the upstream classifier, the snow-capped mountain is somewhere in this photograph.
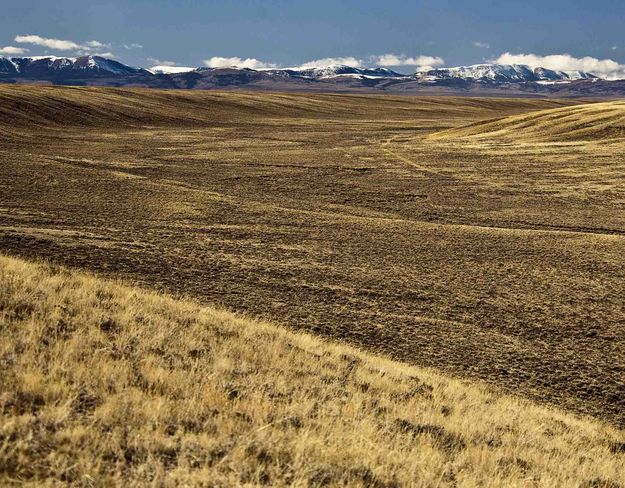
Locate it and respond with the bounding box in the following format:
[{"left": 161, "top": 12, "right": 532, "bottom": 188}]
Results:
[
  {"left": 531, "top": 67, "right": 596, "bottom": 81},
  {"left": 414, "top": 64, "right": 598, "bottom": 83},
  {"left": 146, "top": 64, "right": 408, "bottom": 79},
  {"left": 270, "top": 65, "right": 408, "bottom": 80},
  {"left": 0, "top": 57, "right": 599, "bottom": 85},
  {"left": 1, "top": 56, "right": 621, "bottom": 96},
  {"left": 0, "top": 56, "right": 148, "bottom": 76}
]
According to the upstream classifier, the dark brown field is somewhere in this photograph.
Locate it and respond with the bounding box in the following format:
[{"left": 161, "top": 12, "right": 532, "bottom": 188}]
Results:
[{"left": 1, "top": 85, "right": 624, "bottom": 427}]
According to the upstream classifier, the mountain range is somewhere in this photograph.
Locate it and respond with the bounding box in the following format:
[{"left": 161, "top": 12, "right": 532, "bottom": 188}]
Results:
[{"left": 1, "top": 55, "right": 624, "bottom": 96}]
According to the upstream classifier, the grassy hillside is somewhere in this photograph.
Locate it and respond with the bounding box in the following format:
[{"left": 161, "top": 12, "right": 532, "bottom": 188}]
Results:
[
  {"left": 429, "top": 100, "right": 625, "bottom": 142},
  {"left": 0, "top": 84, "right": 580, "bottom": 130},
  {"left": 1, "top": 254, "right": 624, "bottom": 486},
  {"left": 1, "top": 86, "right": 624, "bottom": 432}
]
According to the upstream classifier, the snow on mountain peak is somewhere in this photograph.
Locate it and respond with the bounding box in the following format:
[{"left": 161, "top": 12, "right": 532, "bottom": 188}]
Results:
[
  {"left": 414, "top": 63, "right": 598, "bottom": 83},
  {"left": 149, "top": 66, "right": 198, "bottom": 75},
  {"left": 275, "top": 64, "right": 408, "bottom": 79},
  {"left": 0, "top": 55, "right": 146, "bottom": 75},
  {"left": 0, "top": 56, "right": 606, "bottom": 88}
]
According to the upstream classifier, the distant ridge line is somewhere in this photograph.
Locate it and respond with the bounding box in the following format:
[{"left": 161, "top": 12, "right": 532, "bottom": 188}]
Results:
[{"left": 2, "top": 56, "right": 625, "bottom": 96}]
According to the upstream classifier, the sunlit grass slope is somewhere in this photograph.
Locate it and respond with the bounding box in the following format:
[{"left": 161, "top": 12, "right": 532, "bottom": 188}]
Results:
[
  {"left": 430, "top": 100, "right": 625, "bottom": 142},
  {"left": 0, "top": 84, "right": 576, "bottom": 129},
  {"left": 1, "top": 254, "right": 624, "bottom": 486}
]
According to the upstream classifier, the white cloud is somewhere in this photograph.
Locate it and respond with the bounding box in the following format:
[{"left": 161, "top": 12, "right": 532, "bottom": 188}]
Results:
[
  {"left": 298, "top": 57, "right": 362, "bottom": 69},
  {"left": 85, "top": 40, "right": 109, "bottom": 49},
  {"left": 203, "top": 56, "right": 278, "bottom": 69},
  {"left": 147, "top": 57, "right": 177, "bottom": 67},
  {"left": 75, "top": 47, "right": 114, "bottom": 57},
  {"left": 473, "top": 41, "right": 490, "bottom": 49},
  {"left": 15, "top": 34, "right": 81, "bottom": 50},
  {"left": 0, "top": 46, "right": 29, "bottom": 55},
  {"left": 150, "top": 66, "right": 196, "bottom": 74},
  {"left": 371, "top": 54, "right": 444, "bottom": 68},
  {"left": 15, "top": 34, "right": 110, "bottom": 54},
  {"left": 124, "top": 43, "right": 143, "bottom": 50},
  {"left": 492, "top": 52, "right": 625, "bottom": 80}
]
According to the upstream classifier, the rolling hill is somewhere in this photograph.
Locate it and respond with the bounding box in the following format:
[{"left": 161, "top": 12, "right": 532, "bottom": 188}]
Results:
[
  {"left": 429, "top": 101, "right": 625, "bottom": 142},
  {"left": 1, "top": 86, "right": 624, "bottom": 443},
  {"left": 1, "top": 254, "right": 624, "bottom": 486},
  {"left": 0, "top": 84, "right": 577, "bottom": 129}
]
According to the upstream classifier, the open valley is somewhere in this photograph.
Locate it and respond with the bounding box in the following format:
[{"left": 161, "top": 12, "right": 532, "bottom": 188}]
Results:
[{"left": 1, "top": 86, "right": 624, "bottom": 433}]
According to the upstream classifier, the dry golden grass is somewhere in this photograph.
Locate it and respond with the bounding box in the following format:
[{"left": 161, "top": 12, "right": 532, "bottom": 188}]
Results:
[
  {"left": 2, "top": 86, "right": 624, "bottom": 430},
  {"left": 0, "top": 84, "right": 579, "bottom": 130},
  {"left": 429, "top": 100, "right": 625, "bottom": 142},
  {"left": 1, "top": 253, "right": 624, "bottom": 487}
]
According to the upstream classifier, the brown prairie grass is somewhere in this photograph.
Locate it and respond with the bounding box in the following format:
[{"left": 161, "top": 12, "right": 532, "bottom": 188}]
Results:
[
  {"left": 5, "top": 86, "right": 621, "bottom": 430},
  {"left": 1, "top": 254, "right": 624, "bottom": 487},
  {"left": 429, "top": 100, "right": 625, "bottom": 142},
  {"left": 0, "top": 84, "right": 580, "bottom": 130}
]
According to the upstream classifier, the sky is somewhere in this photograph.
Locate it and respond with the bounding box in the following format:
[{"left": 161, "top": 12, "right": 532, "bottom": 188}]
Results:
[{"left": 1, "top": 0, "right": 625, "bottom": 78}]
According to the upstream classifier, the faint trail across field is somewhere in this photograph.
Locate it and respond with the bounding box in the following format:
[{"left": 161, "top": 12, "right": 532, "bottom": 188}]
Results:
[{"left": 379, "top": 135, "right": 448, "bottom": 177}]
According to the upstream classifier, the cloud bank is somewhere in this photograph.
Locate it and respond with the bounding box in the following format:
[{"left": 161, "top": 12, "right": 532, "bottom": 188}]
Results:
[
  {"left": 14, "top": 34, "right": 112, "bottom": 56},
  {"left": 298, "top": 57, "right": 363, "bottom": 69},
  {"left": 147, "top": 57, "right": 177, "bottom": 67},
  {"left": 371, "top": 54, "right": 444, "bottom": 69},
  {"left": 0, "top": 46, "right": 29, "bottom": 55},
  {"left": 203, "top": 56, "right": 278, "bottom": 69},
  {"left": 493, "top": 52, "right": 625, "bottom": 80},
  {"left": 199, "top": 54, "right": 446, "bottom": 71},
  {"left": 85, "top": 40, "right": 108, "bottom": 49},
  {"left": 15, "top": 35, "right": 81, "bottom": 50}
]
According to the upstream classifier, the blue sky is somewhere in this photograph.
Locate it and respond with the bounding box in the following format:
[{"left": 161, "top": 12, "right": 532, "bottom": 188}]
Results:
[{"left": 1, "top": 0, "right": 625, "bottom": 77}]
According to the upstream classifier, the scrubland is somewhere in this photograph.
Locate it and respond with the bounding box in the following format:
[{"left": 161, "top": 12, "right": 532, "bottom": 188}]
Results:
[{"left": 1, "top": 254, "right": 624, "bottom": 487}]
